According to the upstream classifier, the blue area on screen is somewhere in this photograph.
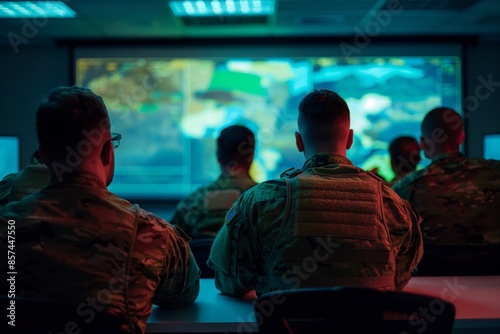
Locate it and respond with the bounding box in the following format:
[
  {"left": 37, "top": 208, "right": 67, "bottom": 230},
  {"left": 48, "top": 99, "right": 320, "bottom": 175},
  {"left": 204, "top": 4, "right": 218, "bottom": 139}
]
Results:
[
  {"left": 76, "top": 56, "right": 461, "bottom": 199},
  {"left": 0, "top": 136, "right": 20, "bottom": 179},
  {"left": 484, "top": 134, "right": 500, "bottom": 160}
]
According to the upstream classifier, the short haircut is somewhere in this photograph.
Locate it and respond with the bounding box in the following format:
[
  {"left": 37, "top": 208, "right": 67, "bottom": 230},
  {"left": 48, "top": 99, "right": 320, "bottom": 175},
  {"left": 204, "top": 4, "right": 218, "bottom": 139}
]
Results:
[
  {"left": 389, "top": 136, "right": 421, "bottom": 171},
  {"left": 217, "top": 125, "right": 255, "bottom": 169},
  {"left": 298, "top": 89, "right": 350, "bottom": 144},
  {"left": 36, "top": 86, "right": 110, "bottom": 161},
  {"left": 421, "top": 107, "right": 463, "bottom": 146}
]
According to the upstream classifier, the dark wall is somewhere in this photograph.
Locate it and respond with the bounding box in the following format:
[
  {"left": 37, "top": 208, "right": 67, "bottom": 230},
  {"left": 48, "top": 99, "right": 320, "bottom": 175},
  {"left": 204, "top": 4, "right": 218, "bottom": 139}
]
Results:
[
  {"left": 0, "top": 45, "right": 70, "bottom": 166},
  {"left": 464, "top": 42, "right": 500, "bottom": 158}
]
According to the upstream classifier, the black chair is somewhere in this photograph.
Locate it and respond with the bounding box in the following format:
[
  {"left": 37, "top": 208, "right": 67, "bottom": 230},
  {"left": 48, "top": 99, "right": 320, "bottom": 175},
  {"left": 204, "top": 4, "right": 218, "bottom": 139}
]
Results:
[
  {"left": 255, "top": 286, "right": 456, "bottom": 334},
  {"left": 2, "top": 295, "right": 122, "bottom": 333},
  {"left": 415, "top": 245, "right": 500, "bottom": 276},
  {"left": 189, "top": 237, "right": 216, "bottom": 278}
]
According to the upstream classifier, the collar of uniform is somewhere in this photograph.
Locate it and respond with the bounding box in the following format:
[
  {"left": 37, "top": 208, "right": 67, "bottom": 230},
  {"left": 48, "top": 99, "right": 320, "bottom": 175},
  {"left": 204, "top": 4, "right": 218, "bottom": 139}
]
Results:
[
  {"left": 302, "top": 154, "right": 354, "bottom": 170},
  {"left": 431, "top": 151, "right": 464, "bottom": 164},
  {"left": 49, "top": 172, "right": 107, "bottom": 189}
]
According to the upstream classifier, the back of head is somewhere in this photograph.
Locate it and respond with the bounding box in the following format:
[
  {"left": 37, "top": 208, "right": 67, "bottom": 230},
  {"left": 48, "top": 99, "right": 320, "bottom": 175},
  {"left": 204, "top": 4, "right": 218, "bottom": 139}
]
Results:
[
  {"left": 389, "top": 136, "right": 421, "bottom": 176},
  {"left": 298, "top": 90, "right": 350, "bottom": 150},
  {"left": 421, "top": 107, "right": 463, "bottom": 157},
  {"left": 36, "top": 86, "right": 110, "bottom": 163},
  {"left": 217, "top": 125, "right": 255, "bottom": 171}
]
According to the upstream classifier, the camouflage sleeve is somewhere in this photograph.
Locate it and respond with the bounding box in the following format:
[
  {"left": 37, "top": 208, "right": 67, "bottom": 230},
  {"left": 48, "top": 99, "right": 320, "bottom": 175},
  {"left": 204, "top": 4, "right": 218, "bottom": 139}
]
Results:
[
  {"left": 152, "top": 224, "right": 201, "bottom": 308},
  {"left": 208, "top": 193, "right": 259, "bottom": 297},
  {"left": 383, "top": 192, "right": 423, "bottom": 290}
]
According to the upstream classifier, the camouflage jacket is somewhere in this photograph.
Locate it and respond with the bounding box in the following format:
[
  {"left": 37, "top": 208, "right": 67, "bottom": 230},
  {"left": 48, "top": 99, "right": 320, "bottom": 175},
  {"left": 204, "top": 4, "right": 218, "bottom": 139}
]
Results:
[
  {"left": 0, "top": 172, "right": 200, "bottom": 334},
  {"left": 208, "top": 154, "right": 423, "bottom": 297},
  {"left": 392, "top": 152, "right": 500, "bottom": 245},
  {"left": 170, "top": 173, "right": 257, "bottom": 238}
]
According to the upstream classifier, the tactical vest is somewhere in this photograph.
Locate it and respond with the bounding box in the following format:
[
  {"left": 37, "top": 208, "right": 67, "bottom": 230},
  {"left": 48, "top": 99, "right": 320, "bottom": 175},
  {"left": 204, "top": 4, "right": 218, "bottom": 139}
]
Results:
[{"left": 259, "top": 167, "right": 396, "bottom": 292}]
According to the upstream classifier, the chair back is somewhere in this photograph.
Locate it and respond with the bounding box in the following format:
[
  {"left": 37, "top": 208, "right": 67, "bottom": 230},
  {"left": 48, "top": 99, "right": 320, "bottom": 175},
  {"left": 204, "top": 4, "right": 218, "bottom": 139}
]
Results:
[
  {"left": 189, "top": 237, "right": 216, "bottom": 278},
  {"left": 2, "top": 295, "right": 123, "bottom": 333},
  {"left": 255, "top": 286, "right": 456, "bottom": 334},
  {"left": 8, "top": 164, "right": 50, "bottom": 201}
]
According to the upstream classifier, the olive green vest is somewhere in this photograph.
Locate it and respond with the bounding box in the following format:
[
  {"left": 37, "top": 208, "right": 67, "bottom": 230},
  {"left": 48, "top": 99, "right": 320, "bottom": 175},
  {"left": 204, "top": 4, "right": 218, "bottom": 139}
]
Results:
[{"left": 260, "top": 167, "right": 396, "bottom": 291}]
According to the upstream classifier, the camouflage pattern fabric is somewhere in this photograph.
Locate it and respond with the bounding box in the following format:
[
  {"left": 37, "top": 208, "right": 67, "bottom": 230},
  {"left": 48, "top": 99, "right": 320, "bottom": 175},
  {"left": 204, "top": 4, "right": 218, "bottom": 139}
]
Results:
[
  {"left": 392, "top": 152, "right": 500, "bottom": 246},
  {"left": 170, "top": 173, "right": 257, "bottom": 238},
  {"left": 8, "top": 164, "right": 50, "bottom": 202},
  {"left": 0, "top": 172, "right": 200, "bottom": 334},
  {"left": 208, "top": 154, "right": 423, "bottom": 297}
]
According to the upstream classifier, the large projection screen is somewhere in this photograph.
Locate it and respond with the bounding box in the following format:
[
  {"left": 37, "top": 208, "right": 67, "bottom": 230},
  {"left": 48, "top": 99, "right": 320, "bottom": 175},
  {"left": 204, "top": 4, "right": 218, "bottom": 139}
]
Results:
[{"left": 74, "top": 43, "right": 462, "bottom": 200}]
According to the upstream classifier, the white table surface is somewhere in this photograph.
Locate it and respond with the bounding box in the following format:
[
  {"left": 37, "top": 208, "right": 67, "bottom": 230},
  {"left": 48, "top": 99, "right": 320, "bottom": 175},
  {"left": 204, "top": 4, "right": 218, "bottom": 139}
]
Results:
[{"left": 146, "top": 276, "right": 500, "bottom": 333}]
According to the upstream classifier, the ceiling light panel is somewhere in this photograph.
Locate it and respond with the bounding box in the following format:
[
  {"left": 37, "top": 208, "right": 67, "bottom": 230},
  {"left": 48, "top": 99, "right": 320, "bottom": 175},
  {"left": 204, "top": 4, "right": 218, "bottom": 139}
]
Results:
[
  {"left": 169, "top": 0, "right": 275, "bottom": 17},
  {"left": 0, "top": 1, "right": 76, "bottom": 18}
]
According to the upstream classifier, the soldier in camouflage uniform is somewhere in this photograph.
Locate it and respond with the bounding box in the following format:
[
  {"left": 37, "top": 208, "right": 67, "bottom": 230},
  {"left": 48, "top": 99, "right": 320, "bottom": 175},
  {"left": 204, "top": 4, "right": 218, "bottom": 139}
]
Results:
[
  {"left": 208, "top": 90, "right": 423, "bottom": 297},
  {"left": 0, "top": 86, "right": 200, "bottom": 333},
  {"left": 170, "top": 125, "right": 257, "bottom": 238},
  {"left": 393, "top": 107, "right": 500, "bottom": 245}
]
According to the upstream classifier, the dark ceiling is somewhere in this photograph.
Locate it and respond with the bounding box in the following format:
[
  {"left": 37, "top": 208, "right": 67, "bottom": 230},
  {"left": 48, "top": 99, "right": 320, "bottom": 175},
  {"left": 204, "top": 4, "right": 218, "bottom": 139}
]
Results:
[{"left": 0, "top": 0, "right": 499, "bottom": 45}]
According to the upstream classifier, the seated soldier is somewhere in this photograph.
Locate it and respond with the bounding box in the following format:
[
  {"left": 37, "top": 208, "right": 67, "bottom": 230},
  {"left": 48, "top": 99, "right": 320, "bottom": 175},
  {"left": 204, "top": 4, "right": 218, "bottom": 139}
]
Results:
[
  {"left": 208, "top": 89, "right": 423, "bottom": 297},
  {"left": 0, "top": 86, "right": 200, "bottom": 333},
  {"left": 393, "top": 107, "right": 500, "bottom": 246},
  {"left": 170, "top": 125, "right": 257, "bottom": 238}
]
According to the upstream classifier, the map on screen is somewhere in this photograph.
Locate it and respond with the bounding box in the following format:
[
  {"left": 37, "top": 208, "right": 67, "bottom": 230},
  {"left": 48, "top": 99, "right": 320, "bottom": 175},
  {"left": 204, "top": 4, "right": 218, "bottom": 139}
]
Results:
[{"left": 76, "top": 56, "right": 461, "bottom": 199}]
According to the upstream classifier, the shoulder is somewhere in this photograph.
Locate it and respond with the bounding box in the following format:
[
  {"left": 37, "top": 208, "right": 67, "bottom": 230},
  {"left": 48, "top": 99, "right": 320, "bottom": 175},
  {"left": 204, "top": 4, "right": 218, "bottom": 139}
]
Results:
[
  {"left": 1, "top": 172, "right": 18, "bottom": 182},
  {"left": 238, "top": 178, "right": 287, "bottom": 205},
  {"left": 380, "top": 182, "right": 422, "bottom": 226},
  {"left": 232, "top": 178, "right": 288, "bottom": 220},
  {"left": 467, "top": 157, "right": 500, "bottom": 171},
  {"left": 136, "top": 205, "right": 188, "bottom": 237}
]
